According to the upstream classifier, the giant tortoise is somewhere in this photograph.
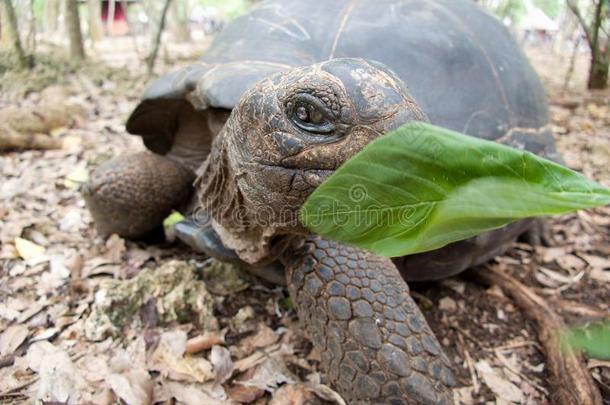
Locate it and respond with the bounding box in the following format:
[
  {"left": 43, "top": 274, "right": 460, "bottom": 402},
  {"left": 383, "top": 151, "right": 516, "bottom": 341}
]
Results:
[{"left": 83, "top": 1, "right": 560, "bottom": 403}]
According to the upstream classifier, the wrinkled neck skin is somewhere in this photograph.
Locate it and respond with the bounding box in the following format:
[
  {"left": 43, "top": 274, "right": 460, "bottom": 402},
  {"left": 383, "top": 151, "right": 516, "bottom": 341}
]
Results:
[{"left": 195, "top": 112, "right": 304, "bottom": 264}]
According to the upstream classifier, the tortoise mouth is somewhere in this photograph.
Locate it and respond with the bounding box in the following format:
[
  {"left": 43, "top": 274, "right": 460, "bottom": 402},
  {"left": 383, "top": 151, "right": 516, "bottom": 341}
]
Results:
[{"left": 252, "top": 160, "right": 335, "bottom": 189}]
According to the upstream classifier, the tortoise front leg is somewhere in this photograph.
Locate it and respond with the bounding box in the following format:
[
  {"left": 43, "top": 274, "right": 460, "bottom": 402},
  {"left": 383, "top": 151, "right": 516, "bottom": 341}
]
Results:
[
  {"left": 83, "top": 152, "right": 194, "bottom": 239},
  {"left": 284, "top": 236, "right": 455, "bottom": 404}
]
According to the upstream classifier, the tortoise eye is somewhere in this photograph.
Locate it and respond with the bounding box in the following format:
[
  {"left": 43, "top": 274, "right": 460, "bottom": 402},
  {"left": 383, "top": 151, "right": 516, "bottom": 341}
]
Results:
[
  {"left": 288, "top": 93, "right": 335, "bottom": 134},
  {"left": 296, "top": 106, "right": 309, "bottom": 122}
]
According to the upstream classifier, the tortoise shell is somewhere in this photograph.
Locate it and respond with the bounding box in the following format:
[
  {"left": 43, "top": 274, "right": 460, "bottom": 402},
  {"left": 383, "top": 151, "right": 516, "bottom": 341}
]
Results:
[{"left": 126, "top": 0, "right": 559, "bottom": 163}]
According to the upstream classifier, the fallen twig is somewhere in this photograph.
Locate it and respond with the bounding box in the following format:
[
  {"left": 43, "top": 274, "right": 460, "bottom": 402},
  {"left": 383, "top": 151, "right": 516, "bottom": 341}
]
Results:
[{"left": 474, "top": 263, "right": 602, "bottom": 405}]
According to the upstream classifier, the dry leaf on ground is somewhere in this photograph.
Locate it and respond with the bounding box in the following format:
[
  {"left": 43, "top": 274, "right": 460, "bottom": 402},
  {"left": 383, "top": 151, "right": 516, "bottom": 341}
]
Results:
[{"left": 0, "top": 324, "right": 29, "bottom": 356}]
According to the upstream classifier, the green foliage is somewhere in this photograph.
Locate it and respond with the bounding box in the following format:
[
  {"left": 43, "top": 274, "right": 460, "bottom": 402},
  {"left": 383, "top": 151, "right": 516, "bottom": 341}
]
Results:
[
  {"left": 484, "top": 0, "right": 562, "bottom": 22},
  {"left": 280, "top": 296, "right": 294, "bottom": 311},
  {"left": 563, "top": 321, "right": 610, "bottom": 360},
  {"left": 300, "top": 122, "right": 610, "bottom": 258},
  {"left": 32, "top": 0, "right": 45, "bottom": 24},
  {"left": 533, "top": 0, "right": 562, "bottom": 18},
  {"left": 163, "top": 211, "right": 186, "bottom": 229},
  {"left": 486, "top": 0, "right": 526, "bottom": 22},
  {"left": 192, "top": 0, "right": 251, "bottom": 18}
]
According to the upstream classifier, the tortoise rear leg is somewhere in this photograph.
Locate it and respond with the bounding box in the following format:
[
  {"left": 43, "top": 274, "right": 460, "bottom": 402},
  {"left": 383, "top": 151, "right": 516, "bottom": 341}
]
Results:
[
  {"left": 284, "top": 236, "right": 455, "bottom": 404},
  {"left": 83, "top": 152, "right": 194, "bottom": 239}
]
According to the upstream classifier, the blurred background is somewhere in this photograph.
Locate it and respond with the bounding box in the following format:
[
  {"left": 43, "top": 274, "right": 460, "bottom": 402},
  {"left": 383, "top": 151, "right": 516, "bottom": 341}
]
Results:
[{"left": 0, "top": 0, "right": 608, "bottom": 90}]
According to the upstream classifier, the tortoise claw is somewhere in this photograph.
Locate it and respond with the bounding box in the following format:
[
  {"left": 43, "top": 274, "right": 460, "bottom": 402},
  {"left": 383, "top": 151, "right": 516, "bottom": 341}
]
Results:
[
  {"left": 174, "top": 218, "right": 287, "bottom": 285},
  {"left": 174, "top": 218, "right": 240, "bottom": 262}
]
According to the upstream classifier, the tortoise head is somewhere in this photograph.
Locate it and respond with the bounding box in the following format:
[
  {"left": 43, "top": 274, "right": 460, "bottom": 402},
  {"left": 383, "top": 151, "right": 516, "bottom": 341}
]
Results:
[{"left": 197, "top": 58, "right": 426, "bottom": 263}]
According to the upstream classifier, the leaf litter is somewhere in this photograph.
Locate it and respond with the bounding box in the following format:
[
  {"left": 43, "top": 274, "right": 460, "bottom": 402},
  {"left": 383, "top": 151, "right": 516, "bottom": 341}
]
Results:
[{"left": 0, "top": 47, "right": 608, "bottom": 404}]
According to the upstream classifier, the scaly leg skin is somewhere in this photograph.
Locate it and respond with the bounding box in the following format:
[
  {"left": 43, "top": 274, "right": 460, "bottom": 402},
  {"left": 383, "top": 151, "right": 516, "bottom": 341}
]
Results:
[
  {"left": 284, "top": 236, "right": 455, "bottom": 405},
  {"left": 83, "top": 152, "right": 194, "bottom": 239}
]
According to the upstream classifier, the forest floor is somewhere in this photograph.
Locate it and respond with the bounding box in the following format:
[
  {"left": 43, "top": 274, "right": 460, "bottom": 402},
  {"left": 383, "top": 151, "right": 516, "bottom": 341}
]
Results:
[{"left": 0, "top": 44, "right": 608, "bottom": 404}]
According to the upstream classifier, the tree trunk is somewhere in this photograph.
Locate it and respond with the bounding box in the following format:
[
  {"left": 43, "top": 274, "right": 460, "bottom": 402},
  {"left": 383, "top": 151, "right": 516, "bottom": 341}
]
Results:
[
  {"left": 0, "top": 0, "right": 16, "bottom": 47},
  {"left": 0, "top": 0, "right": 29, "bottom": 69},
  {"left": 65, "top": 0, "right": 85, "bottom": 60},
  {"left": 568, "top": 0, "right": 609, "bottom": 90},
  {"left": 106, "top": 0, "right": 115, "bottom": 35},
  {"left": 25, "top": 0, "right": 36, "bottom": 51},
  {"left": 146, "top": 0, "right": 172, "bottom": 76},
  {"left": 168, "top": 0, "right": 190, "bottom": 42},
  {"left": 587, "top": 0, "right": 608, "bottom": 89},
  {"left": 87, "top": 0, "right": 104, "bottom": 42},
  {"left": 44, "top": 0, "right": 60, "bottom": 34},
  {"left": 564, "top": 36, "right": 582, "bottom": 89},
  {"left": 588, "top": 46, "right": 609, "bottom": 90}
]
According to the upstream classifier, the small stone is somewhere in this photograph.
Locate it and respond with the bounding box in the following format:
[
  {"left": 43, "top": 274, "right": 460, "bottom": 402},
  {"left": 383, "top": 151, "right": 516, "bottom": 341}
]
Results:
[{"left": 438, "top": 297, "right": 457, "bottom": 312}]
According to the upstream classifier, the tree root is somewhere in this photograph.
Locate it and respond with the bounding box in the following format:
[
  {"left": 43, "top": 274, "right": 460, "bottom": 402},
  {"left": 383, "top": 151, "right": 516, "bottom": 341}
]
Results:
[
  {"left": 549, "top": 298, "right": 610, "bottom": 322},
  {"left": 473, "top": 263, "right": 602, "bottom": 405}
]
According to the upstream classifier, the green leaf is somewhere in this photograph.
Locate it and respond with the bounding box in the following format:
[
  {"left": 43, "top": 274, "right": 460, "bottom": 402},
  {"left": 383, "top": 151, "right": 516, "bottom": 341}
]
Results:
[
  {"left": 300, "top": 122, "right": 610, "bottom": 257},
  {"left": 562, "top": 322, "right": 610, "bottom": 360},
  {"left": 163, "top": 211, "right": 186, "bottom": 229},
  {"left": 280, "top": 296, "right": 294, "bottom": 311}
]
